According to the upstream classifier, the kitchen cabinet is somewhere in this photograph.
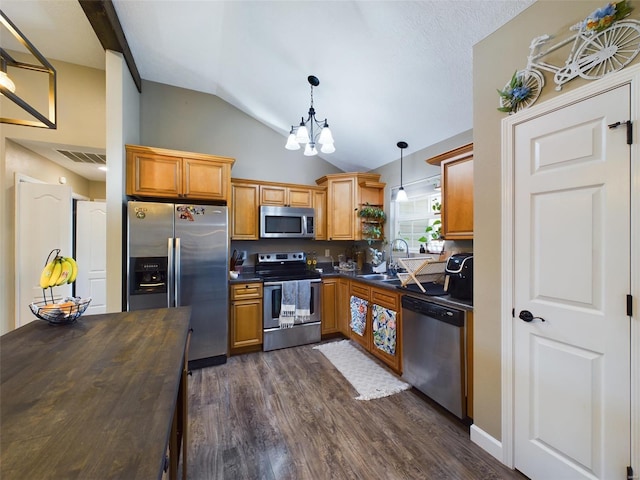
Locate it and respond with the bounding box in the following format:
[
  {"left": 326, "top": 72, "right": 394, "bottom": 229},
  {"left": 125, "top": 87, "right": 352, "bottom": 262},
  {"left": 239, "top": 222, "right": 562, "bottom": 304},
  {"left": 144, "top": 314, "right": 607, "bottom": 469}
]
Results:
[
  {"left": 230, "top": 178, "right": 327, "bottom": 240},
  {"left": 349, "top": 281, "right": 371, "bottom": 350},
  {"left": 426, "top": 143, "right": 473, "bottom": 240},
  {"left": 347, "top": 279, "right": 402, "bottom": 373},
  {"left": 315, "top": 173, "right": 386, "bottom": 241},
  {"left": 337, "top": 278, "right": 351, "bottom": 336},
  {"left": 229, "top": 282, "right": 263, "bottom": 354},
  {"left": 313, "top": 189, "right": 327, "bottom": 240},
  {"left": 230, "top": 181, "right": 259, "bottom": 240},
  {"left": 369, "top": 286, "right": 402, "bottom": 373},
  {"left": 260, "top": 185, "right": 312, "bottom": 207},
  {"left": 321, "top": 278, "right": 339, "bottom": 335},
  {"left": 126, "top": 144, "right": 234, "bottom": 202}
]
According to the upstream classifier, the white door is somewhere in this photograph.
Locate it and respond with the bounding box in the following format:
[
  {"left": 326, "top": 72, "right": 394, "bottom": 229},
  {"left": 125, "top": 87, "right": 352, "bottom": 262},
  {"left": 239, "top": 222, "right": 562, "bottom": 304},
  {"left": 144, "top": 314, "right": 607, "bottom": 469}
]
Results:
[
  {"left": 75, "top": 201, "right": 107, "bottom": 315},
  {"left": 17, "top": 182, "right": 72, "bottom": 326},
  {"left": 513, "top": 85, "right": 631, "bottom": 479}
]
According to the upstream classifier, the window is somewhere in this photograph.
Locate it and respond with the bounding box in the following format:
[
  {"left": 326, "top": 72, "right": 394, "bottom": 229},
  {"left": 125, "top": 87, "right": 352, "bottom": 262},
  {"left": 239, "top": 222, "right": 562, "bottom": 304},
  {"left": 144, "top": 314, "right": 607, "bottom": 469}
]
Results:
[{"left": 391, "top": 176, "right": 441, "bottom": 253}]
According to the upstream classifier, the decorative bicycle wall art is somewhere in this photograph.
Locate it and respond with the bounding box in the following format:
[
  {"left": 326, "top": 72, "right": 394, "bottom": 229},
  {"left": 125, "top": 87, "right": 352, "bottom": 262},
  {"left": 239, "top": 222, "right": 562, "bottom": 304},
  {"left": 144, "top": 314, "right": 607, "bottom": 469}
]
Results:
[{"left": 497, "top": 0, "right": 640, "bottom": 114}]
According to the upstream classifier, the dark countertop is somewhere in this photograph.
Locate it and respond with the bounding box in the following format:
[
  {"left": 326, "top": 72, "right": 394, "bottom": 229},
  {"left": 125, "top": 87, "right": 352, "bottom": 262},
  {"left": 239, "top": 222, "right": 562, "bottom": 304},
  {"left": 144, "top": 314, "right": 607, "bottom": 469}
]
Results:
[
  {"left": 229, "top": 269, "right": 472, "bottom": 311},
  {"left": 0, "top": 307, "right": 191, "bottom": 480}
]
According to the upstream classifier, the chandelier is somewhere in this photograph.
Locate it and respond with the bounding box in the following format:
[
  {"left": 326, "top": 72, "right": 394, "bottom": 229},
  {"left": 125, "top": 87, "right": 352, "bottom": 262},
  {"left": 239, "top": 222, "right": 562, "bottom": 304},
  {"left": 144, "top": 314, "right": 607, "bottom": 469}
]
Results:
[{"left": 285, "top": 75, "right": 335, "bottom": 156}]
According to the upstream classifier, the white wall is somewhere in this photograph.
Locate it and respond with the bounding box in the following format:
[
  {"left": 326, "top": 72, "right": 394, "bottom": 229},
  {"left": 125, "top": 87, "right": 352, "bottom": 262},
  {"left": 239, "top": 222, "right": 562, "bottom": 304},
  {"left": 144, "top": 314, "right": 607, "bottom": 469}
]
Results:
[{"left": 105, "top": 50, "right": 140, "bottom": 313}]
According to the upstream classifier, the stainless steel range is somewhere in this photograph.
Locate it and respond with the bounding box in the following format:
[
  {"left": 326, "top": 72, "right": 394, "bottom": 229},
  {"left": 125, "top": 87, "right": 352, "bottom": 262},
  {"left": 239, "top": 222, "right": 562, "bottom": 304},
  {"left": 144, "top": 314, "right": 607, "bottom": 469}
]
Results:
[{"left": 256, "top": 252, "right": 321, "bottom": 351}]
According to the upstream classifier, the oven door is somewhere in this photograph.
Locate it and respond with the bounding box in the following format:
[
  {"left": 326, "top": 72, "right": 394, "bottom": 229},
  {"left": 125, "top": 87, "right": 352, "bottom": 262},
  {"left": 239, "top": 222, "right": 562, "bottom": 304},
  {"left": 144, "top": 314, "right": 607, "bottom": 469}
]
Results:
[{"left": 263, "top": 280, "right": 320, "bottom": 329}]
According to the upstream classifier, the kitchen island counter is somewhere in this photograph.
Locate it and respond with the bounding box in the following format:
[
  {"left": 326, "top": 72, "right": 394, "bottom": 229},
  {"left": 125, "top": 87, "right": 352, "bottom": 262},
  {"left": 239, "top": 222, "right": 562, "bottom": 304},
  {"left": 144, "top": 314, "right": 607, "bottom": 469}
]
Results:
[{"left": 0, "top": 307, "right": 191, "bottom": 480}]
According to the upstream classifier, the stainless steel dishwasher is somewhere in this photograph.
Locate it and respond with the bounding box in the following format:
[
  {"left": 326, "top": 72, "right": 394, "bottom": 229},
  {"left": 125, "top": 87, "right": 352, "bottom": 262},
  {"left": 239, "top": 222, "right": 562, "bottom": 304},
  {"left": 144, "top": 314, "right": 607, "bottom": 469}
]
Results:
[{"left": 401, "top": 295, "right": 467, "bottom": 419}]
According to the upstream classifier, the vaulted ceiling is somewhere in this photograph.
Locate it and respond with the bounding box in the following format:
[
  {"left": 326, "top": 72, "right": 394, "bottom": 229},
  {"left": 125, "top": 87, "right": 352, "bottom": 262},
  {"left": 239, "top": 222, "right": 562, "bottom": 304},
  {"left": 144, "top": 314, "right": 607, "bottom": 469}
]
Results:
[{"left": 1, "top": 0, "right": 535, "bottom": 176}]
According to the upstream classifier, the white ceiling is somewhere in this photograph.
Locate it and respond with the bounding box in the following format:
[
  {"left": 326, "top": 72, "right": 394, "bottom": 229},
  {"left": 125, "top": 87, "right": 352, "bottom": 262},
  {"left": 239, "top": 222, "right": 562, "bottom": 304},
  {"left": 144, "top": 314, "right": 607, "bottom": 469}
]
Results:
[{"left": 1, "top": 0, "right": 535, "bottom": 179}]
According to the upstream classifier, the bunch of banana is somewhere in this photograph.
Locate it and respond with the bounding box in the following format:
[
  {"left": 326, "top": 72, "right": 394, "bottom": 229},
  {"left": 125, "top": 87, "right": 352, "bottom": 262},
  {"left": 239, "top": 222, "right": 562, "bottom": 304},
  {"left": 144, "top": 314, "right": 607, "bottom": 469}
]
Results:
[{"left": 39, "top": 254, "right": 78, "bottom": 289}]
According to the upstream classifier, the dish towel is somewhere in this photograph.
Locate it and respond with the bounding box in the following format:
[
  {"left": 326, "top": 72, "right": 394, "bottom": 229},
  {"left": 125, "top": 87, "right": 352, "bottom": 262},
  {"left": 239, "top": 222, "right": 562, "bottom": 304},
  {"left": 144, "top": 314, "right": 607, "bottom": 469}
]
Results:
[
  {"left": 279, "top": 282, "right": 296, "bottom": 328},
  {"left": 295, "top": 280, "right": 311, "bottom": 323}
]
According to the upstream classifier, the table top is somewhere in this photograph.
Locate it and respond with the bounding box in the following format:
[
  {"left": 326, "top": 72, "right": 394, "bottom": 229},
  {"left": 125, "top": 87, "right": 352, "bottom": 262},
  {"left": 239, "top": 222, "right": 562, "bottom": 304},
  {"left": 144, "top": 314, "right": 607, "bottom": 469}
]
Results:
[{"left": 1, "top": 307, "right": 191, "bottom": 480}]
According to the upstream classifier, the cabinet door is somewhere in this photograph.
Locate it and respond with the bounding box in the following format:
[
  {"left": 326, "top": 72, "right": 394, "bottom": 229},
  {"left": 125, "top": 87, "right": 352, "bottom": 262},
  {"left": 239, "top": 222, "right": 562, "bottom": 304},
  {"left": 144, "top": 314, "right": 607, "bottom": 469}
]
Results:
[
  {"left": 260, "top": 185, "right": 287, "bottom": 205},
  {"left": 442, "top": 155, "right": 474, "bottom": 239},
  {"left": 183, "top": 158, "right": 228, "bottom": 200},
  {"left": 321, "top": 279, "right": 338, "bottom": 334},
  {"left": 327, "top": 177, "right": 356, "bottom": 240},
  {"left": 369, "top": 287, "right": 402, "bottom": 373},
  {"left": 337, "top": 278, "right": 350, "bottom": 335},
  {"left": 313, "top": 189, "right": 327, "bottom": 240},
  {"left": 349, "top": 282, "right": 370, "bottom": 350},
  {"left": 287, "top": 187, "right": 312, "bottom": 207},
  {"left": 230, "top": 299, "right": 263, "bottom": 349},
  {"left": 128, "top": 152, "right": 181, "bottom": 198},
  {"left": 231, "top": 183, "right": 259, "bottom": 240}
]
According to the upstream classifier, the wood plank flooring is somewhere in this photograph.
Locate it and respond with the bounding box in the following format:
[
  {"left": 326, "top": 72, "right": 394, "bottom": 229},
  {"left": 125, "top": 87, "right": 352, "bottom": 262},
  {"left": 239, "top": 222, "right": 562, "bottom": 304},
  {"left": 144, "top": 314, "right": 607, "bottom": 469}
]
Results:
[{"left": 187, "top": 341, "right": 527, "bottom": 480}]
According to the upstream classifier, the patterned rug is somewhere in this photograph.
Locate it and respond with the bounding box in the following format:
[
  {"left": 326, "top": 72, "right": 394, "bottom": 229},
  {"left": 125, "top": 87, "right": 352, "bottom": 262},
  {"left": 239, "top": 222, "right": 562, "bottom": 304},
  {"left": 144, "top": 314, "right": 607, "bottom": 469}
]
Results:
[{"left": 313, "top": 340, "right": 410, "bottom": 400}]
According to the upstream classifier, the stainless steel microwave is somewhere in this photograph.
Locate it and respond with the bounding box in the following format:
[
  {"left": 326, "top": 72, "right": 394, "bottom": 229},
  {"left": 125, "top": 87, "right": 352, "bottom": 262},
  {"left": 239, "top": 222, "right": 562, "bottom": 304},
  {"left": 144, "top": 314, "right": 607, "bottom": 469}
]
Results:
[{"left": 259, "top": 206, "right": 315, "bottom": 239}]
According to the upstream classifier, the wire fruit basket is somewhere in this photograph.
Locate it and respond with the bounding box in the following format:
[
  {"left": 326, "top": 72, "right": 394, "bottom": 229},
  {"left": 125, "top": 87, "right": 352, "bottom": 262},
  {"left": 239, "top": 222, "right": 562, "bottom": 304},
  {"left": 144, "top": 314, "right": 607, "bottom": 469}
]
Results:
[{"left": 29, "top": 297, "right": 92, "bottom": 326}]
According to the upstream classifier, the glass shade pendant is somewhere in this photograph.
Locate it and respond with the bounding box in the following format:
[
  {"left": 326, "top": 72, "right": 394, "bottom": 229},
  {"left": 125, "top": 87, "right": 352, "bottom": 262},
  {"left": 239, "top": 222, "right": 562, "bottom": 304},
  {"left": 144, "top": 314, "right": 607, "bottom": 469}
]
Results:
[
  {"left": 318, "top": 125, "right": 334, "bottom": 145},
  {"left": 295, "top": 122, "right": 310, "bottom": 144},
  {"left": 285, "top": 131, "right": 301, "bottom": 150},
  {"left": 320, "top": 142, "right": 335, "bottom": 154},
  {"left": 304, "top": 143, "right": 318, "bottom": 156},
  {"left": 396, "top": 141, "right": 408, "bottom": 203}
]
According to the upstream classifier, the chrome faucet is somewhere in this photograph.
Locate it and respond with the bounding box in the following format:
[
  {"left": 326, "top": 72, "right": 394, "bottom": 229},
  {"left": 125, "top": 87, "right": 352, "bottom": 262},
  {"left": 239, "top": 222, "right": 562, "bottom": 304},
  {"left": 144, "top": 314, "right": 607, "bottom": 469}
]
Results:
[{"left": 389, "top": 238, "right": 409, "bottom": 273}]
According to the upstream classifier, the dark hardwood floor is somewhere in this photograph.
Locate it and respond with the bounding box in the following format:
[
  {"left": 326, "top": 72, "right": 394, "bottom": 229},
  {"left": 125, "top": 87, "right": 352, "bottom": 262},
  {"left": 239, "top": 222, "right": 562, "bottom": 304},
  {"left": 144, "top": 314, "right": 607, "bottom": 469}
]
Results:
[{"left": 187, "top": 341, "right": 527, "bottom": 480}]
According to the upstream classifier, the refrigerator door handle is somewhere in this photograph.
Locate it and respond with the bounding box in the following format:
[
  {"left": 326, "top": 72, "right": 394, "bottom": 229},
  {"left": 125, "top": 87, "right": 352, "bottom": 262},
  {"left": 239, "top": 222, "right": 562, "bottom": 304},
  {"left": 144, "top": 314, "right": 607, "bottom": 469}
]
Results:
[
  {"left": 167, "top": 237, "right": 174, "bottom": 307},
  {"left": 175, "top": 237, "right": 181, "bottom": 306}
]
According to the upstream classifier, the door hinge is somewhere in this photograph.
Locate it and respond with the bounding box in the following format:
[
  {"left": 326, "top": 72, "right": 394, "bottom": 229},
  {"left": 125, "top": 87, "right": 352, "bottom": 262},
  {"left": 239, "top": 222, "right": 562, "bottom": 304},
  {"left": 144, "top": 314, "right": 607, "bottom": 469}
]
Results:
[
  {"left": 608, "top": 120, "right": 633, "bottom": 144},
  {"left": 627, "top": 294, "right": 633, "bottom": 317},
  {"left": 627, "top": 465, "right": 634, "bottom": 480}
]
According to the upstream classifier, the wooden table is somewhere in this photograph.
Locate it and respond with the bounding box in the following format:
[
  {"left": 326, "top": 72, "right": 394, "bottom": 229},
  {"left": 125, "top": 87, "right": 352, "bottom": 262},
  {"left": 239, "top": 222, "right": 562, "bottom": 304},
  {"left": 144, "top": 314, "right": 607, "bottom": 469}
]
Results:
[{"left": 0, "top": 307, "right": 191, "bottom": 480}]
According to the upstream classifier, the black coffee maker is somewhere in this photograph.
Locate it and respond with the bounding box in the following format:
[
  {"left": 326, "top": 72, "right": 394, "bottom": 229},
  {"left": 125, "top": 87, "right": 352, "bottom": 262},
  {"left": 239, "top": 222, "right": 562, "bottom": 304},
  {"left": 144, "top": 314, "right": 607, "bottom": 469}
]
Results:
[{"left": 444, "top": 253, "right": 473, "bottom": 301}]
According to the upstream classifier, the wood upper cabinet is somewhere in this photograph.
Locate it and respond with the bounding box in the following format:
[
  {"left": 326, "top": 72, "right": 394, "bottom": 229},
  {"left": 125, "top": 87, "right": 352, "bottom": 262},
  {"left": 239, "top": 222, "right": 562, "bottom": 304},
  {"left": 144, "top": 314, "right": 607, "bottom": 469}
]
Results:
[
  {"left": 231, "top": 178, "right": 327, "bottom": 240},
  {"left": 229, "top": 282, "right": 263, "bottom": 353},
  {"left": 230, "top": 181, "right": 259, "bottom": 240},
  {"left": 316, "top": 173, "right": 385, "bottom": 241},
  {"left": 313, "top": 188, "right": 327, "bottom": 241},
  {"left": 427, "top": 143, "right": 474, "bottom": 240},
  {"left": 126, "top": 145, "right": 234, "bottom": 201},
  {"left": 259, "top": 185, "right": 312, "bottom": 207}
]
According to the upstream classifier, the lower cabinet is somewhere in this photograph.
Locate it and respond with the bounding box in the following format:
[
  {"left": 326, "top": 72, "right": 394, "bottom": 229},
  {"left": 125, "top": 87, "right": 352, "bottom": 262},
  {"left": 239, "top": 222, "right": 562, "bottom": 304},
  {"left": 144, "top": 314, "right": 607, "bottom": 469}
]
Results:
[
  {"left": 347, "top": 280, "right": 402, "bottom": 374},
  {"left": 229, "top": 282, "right": 263, "bottom": 354},
  {"left": 321, "top": 278, "right": 339, "bottom": 334}
]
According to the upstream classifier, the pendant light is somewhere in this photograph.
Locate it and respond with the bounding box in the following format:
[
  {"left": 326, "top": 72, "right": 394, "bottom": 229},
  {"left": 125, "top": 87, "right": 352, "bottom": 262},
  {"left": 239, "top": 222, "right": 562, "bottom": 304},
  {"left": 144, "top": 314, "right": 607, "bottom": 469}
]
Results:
[
  {"left": 396, "top": 141, "right": 408, "bottom": 202},
  {"left": 285, "top": 75, "right": 335, "bottom": 156}
]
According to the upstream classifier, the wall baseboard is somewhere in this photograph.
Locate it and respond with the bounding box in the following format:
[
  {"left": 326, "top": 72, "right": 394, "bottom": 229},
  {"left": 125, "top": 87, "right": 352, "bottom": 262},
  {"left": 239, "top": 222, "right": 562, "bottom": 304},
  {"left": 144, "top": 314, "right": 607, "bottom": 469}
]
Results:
[{"left": 470, "top": 424, "right": 504, "bottom": 464}]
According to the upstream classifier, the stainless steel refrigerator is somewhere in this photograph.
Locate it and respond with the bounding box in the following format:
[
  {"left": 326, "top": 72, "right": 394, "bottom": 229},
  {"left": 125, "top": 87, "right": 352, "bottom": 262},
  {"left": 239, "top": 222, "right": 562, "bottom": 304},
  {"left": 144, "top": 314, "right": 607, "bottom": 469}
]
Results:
[{"left": 126, "top": 200, "right": 228, "bottom": 368}]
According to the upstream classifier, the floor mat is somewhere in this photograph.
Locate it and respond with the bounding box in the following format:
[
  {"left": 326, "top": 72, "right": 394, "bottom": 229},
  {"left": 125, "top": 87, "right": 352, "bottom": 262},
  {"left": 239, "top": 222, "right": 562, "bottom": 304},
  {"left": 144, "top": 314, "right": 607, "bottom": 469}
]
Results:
[{"left": 313, "top": 340, "right": 410, "bottom": 400}]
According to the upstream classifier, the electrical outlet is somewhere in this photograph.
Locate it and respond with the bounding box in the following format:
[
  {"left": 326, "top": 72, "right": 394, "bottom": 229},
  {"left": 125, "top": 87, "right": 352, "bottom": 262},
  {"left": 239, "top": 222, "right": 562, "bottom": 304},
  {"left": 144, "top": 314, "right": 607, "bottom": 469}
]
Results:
[{"left": 324, "top": 249, "right": 330, "bottom": 257}]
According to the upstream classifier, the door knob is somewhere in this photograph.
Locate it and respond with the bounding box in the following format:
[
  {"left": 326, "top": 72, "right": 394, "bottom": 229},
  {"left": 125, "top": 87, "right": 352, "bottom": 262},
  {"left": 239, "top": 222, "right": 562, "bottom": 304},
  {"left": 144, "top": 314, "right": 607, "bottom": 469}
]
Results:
[{"left": 519, "top": 310, "right": 545, "bottom": 323}]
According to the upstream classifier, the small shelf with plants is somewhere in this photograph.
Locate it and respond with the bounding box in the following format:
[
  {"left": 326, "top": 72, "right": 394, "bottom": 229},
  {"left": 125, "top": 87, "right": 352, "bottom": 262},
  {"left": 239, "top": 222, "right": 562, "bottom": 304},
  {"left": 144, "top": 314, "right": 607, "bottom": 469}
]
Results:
[{"left": 358, "top": 203, "right": 386, "bottom": 244}]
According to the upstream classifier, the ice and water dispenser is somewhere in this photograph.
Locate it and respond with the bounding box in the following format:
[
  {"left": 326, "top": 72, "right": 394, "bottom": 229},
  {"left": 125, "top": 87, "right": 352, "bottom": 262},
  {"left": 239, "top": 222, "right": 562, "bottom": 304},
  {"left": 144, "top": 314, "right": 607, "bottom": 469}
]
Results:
[{"left": 128, "top": 257, "right": 168, "bottom": 310}]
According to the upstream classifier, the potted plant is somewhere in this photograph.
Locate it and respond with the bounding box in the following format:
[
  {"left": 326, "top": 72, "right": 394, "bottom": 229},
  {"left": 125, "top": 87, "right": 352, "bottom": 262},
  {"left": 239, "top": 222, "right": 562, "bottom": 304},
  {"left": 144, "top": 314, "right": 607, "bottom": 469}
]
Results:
[
  {"left": 419, "top": 220, "right": 444, "bottom": 254},
  {"left": 358, "top": 203, "right": 386, "bottom": 222}
]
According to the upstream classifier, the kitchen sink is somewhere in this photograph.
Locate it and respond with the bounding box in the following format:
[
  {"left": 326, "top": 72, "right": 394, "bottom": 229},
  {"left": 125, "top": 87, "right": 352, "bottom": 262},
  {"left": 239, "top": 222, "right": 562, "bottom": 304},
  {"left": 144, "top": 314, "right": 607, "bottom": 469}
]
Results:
[{"left": 356, "top": 273, "right": 396, "bottom": 281}]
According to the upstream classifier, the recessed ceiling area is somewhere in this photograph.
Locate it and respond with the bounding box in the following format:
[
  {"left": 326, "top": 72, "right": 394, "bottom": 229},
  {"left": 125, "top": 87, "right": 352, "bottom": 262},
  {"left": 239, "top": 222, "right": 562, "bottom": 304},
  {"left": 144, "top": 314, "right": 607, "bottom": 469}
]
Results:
[{"left": 1, "top": 0, "right": 536, "bottom": 178}]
